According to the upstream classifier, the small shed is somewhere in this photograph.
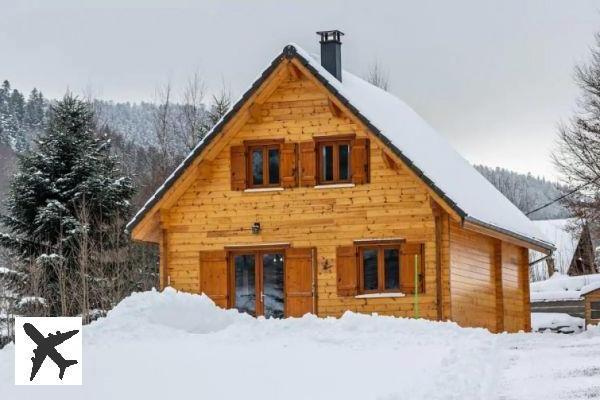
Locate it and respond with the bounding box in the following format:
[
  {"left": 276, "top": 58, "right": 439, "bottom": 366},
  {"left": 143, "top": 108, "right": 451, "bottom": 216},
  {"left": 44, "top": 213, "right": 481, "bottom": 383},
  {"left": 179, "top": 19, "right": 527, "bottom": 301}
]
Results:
[{"left": 581, "top": 282, "right": 600, "bottom": 328}]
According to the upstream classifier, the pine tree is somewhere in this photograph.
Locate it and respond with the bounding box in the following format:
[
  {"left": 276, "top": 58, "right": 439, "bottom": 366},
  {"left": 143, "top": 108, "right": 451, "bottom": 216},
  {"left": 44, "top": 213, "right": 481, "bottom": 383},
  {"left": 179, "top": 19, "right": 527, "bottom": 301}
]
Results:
[{"left": 0, "top": 95, "right": 135, "bottom": 316}]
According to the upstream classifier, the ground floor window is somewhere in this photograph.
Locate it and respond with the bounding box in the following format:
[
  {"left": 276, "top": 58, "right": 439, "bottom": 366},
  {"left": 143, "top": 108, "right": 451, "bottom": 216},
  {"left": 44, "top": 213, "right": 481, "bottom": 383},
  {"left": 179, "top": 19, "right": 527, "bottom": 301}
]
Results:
[
  {"left": 359, "top": 245, "right": 401, "bottom": 293},
  {"left": 357, "top": 242, "right": 423, "bottom": 294}
]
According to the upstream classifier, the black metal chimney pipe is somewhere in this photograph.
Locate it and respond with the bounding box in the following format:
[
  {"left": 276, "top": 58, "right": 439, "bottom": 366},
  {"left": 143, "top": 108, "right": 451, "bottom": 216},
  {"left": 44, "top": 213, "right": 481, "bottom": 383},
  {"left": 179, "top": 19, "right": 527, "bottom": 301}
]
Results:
[{"left": 316, "top": 30, "right": 344, "bottom": 82}]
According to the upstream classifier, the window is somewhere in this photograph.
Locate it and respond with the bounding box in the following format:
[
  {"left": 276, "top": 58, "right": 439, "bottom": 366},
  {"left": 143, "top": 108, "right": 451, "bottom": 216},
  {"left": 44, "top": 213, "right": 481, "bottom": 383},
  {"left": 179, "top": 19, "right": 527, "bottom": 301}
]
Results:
[
  {"left": 317, "top": 140, "right": 351, "bottom": 184},
  {"left": 247, "top": 142, "right": 281, "bottom": 188},
  {"left": 592, "top": 301, "right": 600, "bottom": 320},
  {"left": 357, "top": 242, "right": 423, "bottom": 294},
  {"left": 358, "top": 244, "right": 402, "bottom": 293}
]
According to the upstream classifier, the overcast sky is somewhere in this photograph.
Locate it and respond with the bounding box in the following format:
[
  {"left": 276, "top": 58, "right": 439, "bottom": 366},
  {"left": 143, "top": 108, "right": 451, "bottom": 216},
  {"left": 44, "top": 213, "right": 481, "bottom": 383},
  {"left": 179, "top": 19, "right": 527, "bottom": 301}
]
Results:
[{"left": 2, "top": 0, "right": 599, "bottom": 180}]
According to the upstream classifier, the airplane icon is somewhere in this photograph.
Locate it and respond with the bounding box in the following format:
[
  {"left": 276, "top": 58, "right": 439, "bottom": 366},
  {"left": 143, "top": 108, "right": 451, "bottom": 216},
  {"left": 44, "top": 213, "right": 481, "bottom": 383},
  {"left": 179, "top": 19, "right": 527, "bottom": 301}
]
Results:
[{"left": 23, "top": 322, "right": 79, "bottom": 381}]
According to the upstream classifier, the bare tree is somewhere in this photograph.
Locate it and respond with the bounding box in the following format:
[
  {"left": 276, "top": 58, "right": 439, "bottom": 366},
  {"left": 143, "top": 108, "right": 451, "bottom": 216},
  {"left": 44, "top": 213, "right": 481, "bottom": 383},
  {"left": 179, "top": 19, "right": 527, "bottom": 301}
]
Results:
[
  {"left": 181, "top": 72, "right": 207, "bottom": 151},
  {"left": 366, "top": 60, "right": 390, "bottom": 91},
  {"left": 553, "top": 33, "right": 600, "bottom": 229},
  {"left": 153, "top": 81, "right": 177, "bottom": 180}
]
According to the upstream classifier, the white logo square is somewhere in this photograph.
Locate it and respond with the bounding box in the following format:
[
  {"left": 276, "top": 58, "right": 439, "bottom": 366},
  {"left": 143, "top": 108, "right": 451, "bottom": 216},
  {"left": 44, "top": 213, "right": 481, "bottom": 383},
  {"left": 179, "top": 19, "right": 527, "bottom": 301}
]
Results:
[{"left": 14, "top": 317, "right": 83, "bottom": 385}]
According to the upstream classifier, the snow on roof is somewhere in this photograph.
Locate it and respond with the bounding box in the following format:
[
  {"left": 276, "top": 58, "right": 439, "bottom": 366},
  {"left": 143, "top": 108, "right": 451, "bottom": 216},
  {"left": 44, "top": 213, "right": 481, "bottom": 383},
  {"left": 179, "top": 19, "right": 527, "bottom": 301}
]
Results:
[
  {"left": 530, "top": 219, "right": 579, "bottom": 274},
  {"left": 530, "top": 272, "right": 600, "bottom": 302},
  {"left": 126, "top": 43, "right": 552, "bottom": 249},
  {"left": 291, "top": 44, "right": 550, "bottom": 248},
  {"left": 581, "top": 281, "right": 600, "bottom": 296}
]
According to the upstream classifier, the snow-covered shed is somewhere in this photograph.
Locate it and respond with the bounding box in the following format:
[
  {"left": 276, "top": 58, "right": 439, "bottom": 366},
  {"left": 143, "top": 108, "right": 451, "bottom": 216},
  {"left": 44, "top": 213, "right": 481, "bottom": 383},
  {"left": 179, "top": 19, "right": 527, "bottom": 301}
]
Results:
[{"left": 128, "top": 31, "right": 553, "bottom": 332}]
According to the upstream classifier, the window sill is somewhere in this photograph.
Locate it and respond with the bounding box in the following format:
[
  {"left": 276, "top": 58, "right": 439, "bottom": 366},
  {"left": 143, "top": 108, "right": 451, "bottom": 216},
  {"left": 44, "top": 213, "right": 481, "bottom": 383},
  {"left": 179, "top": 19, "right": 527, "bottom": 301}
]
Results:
[
  {"left": 313, "top": 183, "right": 355, "bottom": 189},
  {"left": 244, "top": 187, "right": 284, "bottom": 193},
  {"left": 355, "top": 292, "right": 406, "bottom": 299}
]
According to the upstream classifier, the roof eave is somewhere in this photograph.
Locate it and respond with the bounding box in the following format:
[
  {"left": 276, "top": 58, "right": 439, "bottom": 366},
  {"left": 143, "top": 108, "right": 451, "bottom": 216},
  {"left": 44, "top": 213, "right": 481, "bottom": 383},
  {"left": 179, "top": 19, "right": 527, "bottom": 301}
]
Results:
[{"left": 127, "top": 43, "right": 549, "bottom": 252}]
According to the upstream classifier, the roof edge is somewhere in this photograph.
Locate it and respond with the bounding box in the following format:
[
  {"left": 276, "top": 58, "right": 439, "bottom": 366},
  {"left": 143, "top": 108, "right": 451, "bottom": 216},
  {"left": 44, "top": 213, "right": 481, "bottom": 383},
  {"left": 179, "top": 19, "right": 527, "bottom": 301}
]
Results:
[
  {"left": 465, "top": 216, "right": 555, "bottom": 252},
  {"left": 127, "top": 43, "right": 548, "bottom": 250}
]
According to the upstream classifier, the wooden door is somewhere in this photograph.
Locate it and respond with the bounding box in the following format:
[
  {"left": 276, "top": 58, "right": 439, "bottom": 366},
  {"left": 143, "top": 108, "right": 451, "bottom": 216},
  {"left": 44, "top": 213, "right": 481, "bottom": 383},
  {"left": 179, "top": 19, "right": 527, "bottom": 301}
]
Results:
[
  {"left": 285, "top": 247, "right": 315, "bottom": 317},
  {"left": 199, "top": 250, "right": 229, "bottom": 308}
]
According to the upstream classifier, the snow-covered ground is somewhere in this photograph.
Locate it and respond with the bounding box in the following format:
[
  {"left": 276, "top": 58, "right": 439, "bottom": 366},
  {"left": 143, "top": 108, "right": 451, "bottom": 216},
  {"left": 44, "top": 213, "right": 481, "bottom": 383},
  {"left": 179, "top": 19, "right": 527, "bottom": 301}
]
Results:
[{"left": 1, "top": 289, "right": 599, "bottom": 400}]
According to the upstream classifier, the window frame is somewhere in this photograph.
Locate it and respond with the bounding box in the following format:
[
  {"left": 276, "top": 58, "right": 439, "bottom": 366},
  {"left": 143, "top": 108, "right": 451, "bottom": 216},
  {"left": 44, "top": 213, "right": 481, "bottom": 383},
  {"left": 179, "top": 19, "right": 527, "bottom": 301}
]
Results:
[
  {"left": 245, "top": 140, "right": 283, "bottom": 189},
  {"left": 591, "top": 300, "right": 600, "bottom": 320},
  {"left": 357, "top": 242, "right": 403, "bottom": 294},
  {"left": 315, "top": 135, "right": 353, "bottom": 185}
]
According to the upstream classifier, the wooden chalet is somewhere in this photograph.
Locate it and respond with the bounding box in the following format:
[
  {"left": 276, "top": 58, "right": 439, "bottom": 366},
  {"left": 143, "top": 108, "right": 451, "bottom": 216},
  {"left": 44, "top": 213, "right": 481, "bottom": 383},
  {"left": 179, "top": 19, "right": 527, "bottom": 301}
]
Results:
[{"left": 128, "top": 31, "right": 554, "bottom": 333}]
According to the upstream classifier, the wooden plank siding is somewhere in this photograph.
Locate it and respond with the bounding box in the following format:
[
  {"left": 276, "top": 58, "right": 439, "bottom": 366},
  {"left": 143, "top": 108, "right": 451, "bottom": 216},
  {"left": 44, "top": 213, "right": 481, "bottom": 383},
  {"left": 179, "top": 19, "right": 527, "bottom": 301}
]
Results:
[
  {"left": 150, "top": 62, "right": 533, "bottom": 331},
  {"left": 501, "top": 242, "right": 531, "bottom": 332},
  {"left": 448, "top": 221, "right": 531, "bottom": 332},
  {"left": 162, "top": 74, "right": 440, "bottom": 319},
  {"left": 584, "top": 289, "right": 600, "bottom": 328},
  {"left": 449, "top": 221, "right": 497, "bottom": 331}
]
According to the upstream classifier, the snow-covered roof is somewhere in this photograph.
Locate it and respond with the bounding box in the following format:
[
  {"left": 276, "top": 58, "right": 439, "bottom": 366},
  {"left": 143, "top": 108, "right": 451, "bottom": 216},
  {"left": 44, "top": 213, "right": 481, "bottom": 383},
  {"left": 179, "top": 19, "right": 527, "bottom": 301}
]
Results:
[
  {"left": 581, "top": 281, "right": 600, "bottom": 296},
  {"left": 530, "top": 272, "right": 600, "bottom": 302},
  {"left": 530, "top": 219, "right": 579, "bottom": 274},
  {"left": 126, "top": 43, "right": 553, "bottom": 250}
]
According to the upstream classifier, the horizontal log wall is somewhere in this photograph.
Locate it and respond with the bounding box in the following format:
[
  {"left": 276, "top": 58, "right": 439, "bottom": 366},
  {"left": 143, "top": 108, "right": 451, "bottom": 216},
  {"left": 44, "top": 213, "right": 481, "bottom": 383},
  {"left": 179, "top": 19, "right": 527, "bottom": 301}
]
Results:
[
  {"left": 162, "top": 74, "right": 441, "bottom": 319},
  {"left": 449, "top": 221, "right": 497, "bottom": 331}
]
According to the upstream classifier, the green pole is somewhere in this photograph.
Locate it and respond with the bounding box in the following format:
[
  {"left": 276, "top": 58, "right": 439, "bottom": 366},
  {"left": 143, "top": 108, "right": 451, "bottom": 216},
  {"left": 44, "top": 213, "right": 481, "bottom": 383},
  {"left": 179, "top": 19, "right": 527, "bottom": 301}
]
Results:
[{"left": 414, "top": 254, "right": 419, "bottom": 319}]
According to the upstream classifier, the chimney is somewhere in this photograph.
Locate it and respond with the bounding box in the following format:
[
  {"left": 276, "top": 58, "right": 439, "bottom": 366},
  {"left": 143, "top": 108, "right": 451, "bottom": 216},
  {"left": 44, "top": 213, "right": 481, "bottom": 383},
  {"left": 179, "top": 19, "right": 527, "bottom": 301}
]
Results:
[{"left": 316, "top": 30, "right": 344, "bottom": 81}]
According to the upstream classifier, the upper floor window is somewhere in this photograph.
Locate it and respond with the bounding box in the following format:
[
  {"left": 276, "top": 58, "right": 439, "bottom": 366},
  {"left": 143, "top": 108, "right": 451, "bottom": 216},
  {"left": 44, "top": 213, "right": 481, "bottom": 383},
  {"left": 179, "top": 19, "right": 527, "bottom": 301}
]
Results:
[
  {"left": 317, "top": 140, "right": 351, "bottom": 184},
  {"left": 248, "top": 143, "right": 280, "bottom": 188},
  {"left": 230, "top": 136, "right": 368, "bottom": 191}
]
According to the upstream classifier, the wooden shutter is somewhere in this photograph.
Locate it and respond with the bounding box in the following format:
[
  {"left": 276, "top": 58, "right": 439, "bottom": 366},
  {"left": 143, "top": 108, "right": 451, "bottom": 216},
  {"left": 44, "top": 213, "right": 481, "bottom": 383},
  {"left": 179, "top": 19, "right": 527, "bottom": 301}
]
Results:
[
  {"left": 199, "top": 250, "right": 229, "bottom": 308},
  {"left": 351, "top": 138, "right": 370, "bottom": 184},
  {"left": 285, "top": 247, "right": 314, "bottom": 317},
  {"left": 401, "top": 243, "right": 424, "bottom": 294},
  {"left": 336, "top": 245, "right": 358, "bottom": 296},
  {"left": 230, "top": 145, "right": 246, "bottom": 190},
  {"left": 299, "top": 141, "right": 316, "bottom": 187},
  {"left": 281, "top": 142, "right": 298, "bottom": 188}
]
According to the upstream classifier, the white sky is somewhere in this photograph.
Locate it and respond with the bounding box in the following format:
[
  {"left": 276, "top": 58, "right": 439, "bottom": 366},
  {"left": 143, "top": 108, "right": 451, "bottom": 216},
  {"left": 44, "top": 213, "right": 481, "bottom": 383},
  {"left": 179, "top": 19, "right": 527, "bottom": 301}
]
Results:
[{"left": 2, "top": 0, "right": 599, "bottom": 180}]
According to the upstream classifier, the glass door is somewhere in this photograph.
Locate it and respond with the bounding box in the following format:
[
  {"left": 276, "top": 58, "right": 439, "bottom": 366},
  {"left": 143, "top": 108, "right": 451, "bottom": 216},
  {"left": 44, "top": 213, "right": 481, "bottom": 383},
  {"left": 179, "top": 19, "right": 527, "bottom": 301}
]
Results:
[
  {"left": 231, "top": 250, "right": 285, "bottom": 318},
  {"left": 233, "top": 254, "right": 256, "bottom": 316},
  {"left": 262, "top": 252, "right": 284, "bottom": 318}
]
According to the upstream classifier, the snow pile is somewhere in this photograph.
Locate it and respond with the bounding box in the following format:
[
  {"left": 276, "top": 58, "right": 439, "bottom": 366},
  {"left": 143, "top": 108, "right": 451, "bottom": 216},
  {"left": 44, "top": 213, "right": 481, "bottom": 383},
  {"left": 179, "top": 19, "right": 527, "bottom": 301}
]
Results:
[
  {"left": 2, "top": 289, "right": 600, "bottom": 399},
  {"left": 531, "top": 313, "right": 585, "bottom": 334},
  {"left": 530, "top": 273, "right": 600, "bottom": 302},
  {"left": 87, "top": 288, "right": 251, "bottom": 340}
]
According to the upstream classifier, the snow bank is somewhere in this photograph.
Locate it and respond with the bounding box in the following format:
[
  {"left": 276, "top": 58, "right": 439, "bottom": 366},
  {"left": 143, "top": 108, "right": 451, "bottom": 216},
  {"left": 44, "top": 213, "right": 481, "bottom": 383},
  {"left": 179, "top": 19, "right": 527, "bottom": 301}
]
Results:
[
  {"left": 87, "top": 288, "right": 251, "bottom": 340},
  {"left": 530, "top": 273, "right": 600, "bottom": 302},
  {"left": 2, "top": 289, "right": 600, "bottom": 400},
  {"left": 531, "top": 313, "right": 584, "bottom": 334}
]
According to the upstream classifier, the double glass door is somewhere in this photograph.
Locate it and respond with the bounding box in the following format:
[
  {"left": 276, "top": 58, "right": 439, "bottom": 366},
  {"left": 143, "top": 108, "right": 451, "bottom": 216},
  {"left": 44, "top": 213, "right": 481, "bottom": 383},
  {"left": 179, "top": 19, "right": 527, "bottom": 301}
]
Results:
[{"left": 232, "top": 250, "right": 284, "bottom": 318}]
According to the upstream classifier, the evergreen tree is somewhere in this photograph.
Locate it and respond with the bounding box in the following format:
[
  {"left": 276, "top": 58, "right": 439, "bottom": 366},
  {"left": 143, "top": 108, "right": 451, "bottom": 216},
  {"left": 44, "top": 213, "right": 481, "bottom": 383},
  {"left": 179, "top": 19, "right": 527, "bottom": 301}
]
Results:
[{"left": 0, "top": 95, "right": 134, "bottom": 316}]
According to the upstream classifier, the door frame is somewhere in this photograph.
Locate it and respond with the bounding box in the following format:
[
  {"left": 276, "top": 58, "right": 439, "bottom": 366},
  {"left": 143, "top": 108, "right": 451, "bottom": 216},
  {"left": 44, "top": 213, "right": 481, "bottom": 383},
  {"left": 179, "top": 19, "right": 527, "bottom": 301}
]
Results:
[{"left": 228, "top": 246, "right": 287, "bottom": 317}]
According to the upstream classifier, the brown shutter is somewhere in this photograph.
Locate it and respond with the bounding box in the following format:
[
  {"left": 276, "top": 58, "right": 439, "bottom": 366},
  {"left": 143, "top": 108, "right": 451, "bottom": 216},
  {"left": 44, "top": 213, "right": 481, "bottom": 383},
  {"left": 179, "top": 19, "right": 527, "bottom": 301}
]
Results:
[
  {"left": 352, "top": 138, "right": 370, "bottom": 184},
  {"left": 199, "top": 250, "right": 229, "bottom": 308},
  {"left": 299, "top": 141, "right": 316, "bottom": 187},
  {"left": 285, "top": 247, "right": 314, "bottom": 317},
  {"left": 401, "top": 243, "right": 424, "bottom": 294},
  {"left": 230, "top": 145, "right": 246, "bottom": 190},
  {"left": 336, "top": 245, "right": 358, "bottom": 296},
  {"left": 281, "top": 142, "right": 298, "bottom": 188}
]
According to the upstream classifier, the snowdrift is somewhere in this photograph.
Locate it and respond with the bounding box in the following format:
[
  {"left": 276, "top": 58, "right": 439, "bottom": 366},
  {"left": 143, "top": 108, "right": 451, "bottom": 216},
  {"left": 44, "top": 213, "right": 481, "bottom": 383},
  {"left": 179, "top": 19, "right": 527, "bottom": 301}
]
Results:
[{"left": 1, "top": 288, "right": 600, "bottom": 400}]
